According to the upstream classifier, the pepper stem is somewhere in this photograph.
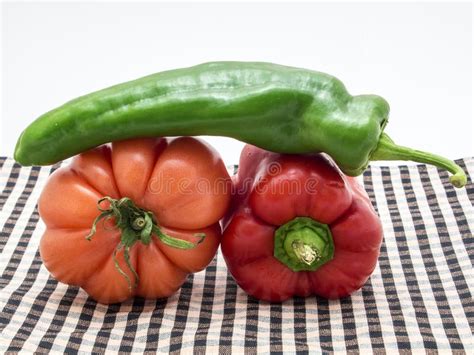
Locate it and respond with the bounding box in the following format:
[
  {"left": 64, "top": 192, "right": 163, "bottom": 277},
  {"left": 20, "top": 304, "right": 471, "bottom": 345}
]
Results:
[
  {"left": 371, "top": 133, "right": 467, "bottom": 188},
  {"left": 291, "top": 240, "right": 320, "bottom": 265},
  {"left": 274, "top": 217, "right": 334, "bottom": 272},
  {"left": 86, "top": 196, "right": 205, "bottom": 292}
]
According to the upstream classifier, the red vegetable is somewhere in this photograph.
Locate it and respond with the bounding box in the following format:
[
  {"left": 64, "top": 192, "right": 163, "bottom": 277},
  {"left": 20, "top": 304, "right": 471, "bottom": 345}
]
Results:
[
  {"left": 221, "top": 145, "right": 383, "bottom": 301},
  {"left": 39, "top": 137, "right": 231, "bottom": 304}
]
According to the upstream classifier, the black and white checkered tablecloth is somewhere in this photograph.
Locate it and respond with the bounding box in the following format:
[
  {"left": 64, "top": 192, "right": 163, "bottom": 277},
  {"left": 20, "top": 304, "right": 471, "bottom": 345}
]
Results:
[{"left": 0, "top": 156, "right": 472, "bottom": 353}]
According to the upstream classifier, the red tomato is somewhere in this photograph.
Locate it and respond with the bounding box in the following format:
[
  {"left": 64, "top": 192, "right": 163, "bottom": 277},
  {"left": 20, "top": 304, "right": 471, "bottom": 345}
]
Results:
[{"left": 39, "top": 137, "right": 231, "bottom": 304}]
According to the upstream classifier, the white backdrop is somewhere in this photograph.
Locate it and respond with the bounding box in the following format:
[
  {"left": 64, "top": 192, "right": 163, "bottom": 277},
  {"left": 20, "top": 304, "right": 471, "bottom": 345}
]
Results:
[{"left": 2, "top": 1, "right": 472, "bottom": 167}]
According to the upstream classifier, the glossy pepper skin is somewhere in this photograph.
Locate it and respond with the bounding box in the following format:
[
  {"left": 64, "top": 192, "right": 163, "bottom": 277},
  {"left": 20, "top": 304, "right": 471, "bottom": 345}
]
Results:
[
  {"left": 221, "top": 145, "right": 383, "bottom": 301},
  {"left": 14, "top": 62, "right": 466, "bottom": 187}
]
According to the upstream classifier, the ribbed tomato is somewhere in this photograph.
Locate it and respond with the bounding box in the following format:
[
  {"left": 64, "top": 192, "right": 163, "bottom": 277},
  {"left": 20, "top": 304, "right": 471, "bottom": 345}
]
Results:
[{"left": 39, "top": 137, "right": 230, "bottom": 304}]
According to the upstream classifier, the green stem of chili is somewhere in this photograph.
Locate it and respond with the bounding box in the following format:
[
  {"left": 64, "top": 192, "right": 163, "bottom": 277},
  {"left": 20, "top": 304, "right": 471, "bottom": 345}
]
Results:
[{"left": 371, "top": 133, "right": 467, "bottom": 188}]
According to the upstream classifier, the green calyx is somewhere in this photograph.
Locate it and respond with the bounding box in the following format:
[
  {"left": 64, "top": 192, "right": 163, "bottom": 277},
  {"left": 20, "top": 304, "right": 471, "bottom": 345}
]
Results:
[
  {"left": 274, "top": 217, "right": 334, "bottom": 272},
  {"left": 86, "top": 196, "right": 205, "bottom": 292},
  {"left": 371, "top": 133, "right": 467, "bottom": 188}
]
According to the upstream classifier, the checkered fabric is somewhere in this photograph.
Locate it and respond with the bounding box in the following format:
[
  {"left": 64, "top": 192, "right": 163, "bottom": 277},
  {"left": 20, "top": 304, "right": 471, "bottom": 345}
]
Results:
[{"left": 0, "top": 156, "right": 472, "bottom": 353}]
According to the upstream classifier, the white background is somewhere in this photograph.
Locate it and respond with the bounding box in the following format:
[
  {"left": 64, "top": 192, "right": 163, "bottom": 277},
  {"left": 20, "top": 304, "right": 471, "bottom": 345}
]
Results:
[{"left": 1, "top": 1, "right": 473, "bottom": 167}]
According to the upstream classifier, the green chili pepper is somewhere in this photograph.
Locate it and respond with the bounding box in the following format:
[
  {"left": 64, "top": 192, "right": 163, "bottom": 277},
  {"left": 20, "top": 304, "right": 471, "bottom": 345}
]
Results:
[{"left": 14, "top": 62, "right": 467, "bottom": 187}]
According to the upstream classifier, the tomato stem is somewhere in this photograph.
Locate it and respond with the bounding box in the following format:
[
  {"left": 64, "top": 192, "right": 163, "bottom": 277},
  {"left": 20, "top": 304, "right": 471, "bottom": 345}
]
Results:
[
  {"left": 86, "top": 196, "right": 206, "bottom": 292},
  {"left": 132, "top": 217, "right": 146, "bottom": 231}
]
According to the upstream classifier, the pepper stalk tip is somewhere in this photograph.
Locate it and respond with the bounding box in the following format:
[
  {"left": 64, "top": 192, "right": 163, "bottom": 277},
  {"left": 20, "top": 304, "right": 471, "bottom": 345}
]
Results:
[{"left": 371, "top": 133, "right": 467, "bottom": 188}]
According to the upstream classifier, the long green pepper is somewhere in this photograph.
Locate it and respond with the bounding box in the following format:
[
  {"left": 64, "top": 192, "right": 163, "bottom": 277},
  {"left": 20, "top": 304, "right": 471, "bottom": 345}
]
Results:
[{"left": 14, "top": 62, "right": 467, "bottom": 187}]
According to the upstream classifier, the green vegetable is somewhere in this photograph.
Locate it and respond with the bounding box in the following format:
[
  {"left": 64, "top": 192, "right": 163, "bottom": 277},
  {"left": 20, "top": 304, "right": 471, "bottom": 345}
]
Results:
[{"left": 14, "top": 61, "right": 466, "bottom": 187}]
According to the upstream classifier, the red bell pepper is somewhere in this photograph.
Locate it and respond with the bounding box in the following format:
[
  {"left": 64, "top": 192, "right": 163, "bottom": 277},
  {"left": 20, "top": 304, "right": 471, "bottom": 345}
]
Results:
[{"left": 221, "top": 145, "right": 383, "bottom": 301}]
